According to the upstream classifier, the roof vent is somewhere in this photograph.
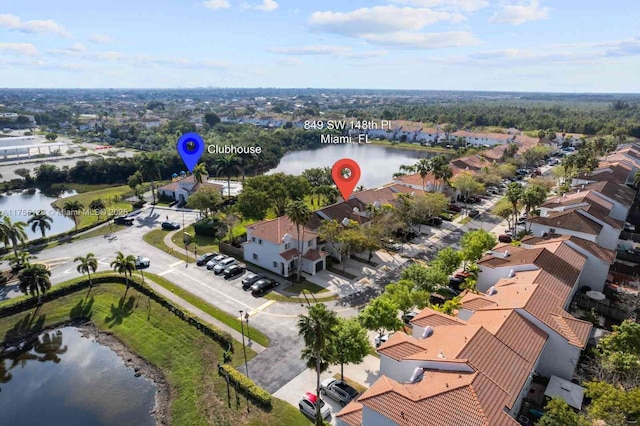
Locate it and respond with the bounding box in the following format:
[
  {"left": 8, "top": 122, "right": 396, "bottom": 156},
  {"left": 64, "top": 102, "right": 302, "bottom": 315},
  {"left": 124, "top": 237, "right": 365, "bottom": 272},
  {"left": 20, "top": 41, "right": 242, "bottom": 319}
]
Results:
[
  {"left": 508, "top": 269, "right": 515, "bottom": 278},
  {"left": 352, "top": 207, "right": 360, "bottom": 213},
  {"left": 503, "top": 250, "right": 510, "bottom": 258},
  {"left": 341, "top": 217, "right": 351, "bottom": 227},
  {"left": 487, "top": 286, "right": 497, "bottom": 296},
  {"left": 421, "top": 326, "right": 434, "bottom": 339},
  {"left": 408, "top": 367, "right": 424, "bottom": 384},
  {"left": 373, "top": 201, "right": 381, "bottom": 209},
  {"left": 438, "top": 350, "right": 445, "bottom": 359}
]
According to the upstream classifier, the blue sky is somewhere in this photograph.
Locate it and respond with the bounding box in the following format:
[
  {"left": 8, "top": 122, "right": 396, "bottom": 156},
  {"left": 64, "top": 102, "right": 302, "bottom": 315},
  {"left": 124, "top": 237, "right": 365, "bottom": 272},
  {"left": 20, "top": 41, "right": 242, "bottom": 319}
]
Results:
[{"left": 1, "top": 1, "right": 640, "bottom": 92}]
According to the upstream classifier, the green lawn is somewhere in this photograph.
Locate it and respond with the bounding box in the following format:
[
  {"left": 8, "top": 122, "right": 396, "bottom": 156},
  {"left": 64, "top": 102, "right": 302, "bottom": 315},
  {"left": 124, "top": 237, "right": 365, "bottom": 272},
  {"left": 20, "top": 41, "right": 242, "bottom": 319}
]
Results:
[
  {"left": 146, "top": 272, "right": 270, "bottom": 348},
  {"left": 264, "top": 280, "right": 337, "bottom": 303},
  {"left": 170, "top": 225, "right": 219, "bottom": 254},
  {"left": 0, "top": 282, "right": 310, "bottom": 426},
  {"left": 53, "top": 185, "right": 138, "bottom": 228},
  {"left": 459, "top": 216, "right": 472, "bottom": 225},
  {"left": 143, "top": 229, "right": 195, "bottom": 263}
]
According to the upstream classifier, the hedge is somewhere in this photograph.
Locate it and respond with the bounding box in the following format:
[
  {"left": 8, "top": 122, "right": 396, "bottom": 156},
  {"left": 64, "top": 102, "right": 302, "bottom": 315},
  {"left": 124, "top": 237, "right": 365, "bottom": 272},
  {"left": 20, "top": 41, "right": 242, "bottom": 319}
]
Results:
[
  {"left": 218, "top": 363, "right": 272, "bottom": 408},
  {"left": 0, "top": 273, "right": 235, "bottom": 350},
  {"left": 193, "top": 217, "right": 225, "bottom": 238}
]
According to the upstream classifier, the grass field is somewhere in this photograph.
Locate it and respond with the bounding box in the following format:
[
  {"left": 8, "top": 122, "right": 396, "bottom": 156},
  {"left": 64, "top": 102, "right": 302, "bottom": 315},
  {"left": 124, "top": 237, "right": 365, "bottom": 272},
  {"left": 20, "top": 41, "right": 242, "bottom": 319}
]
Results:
[
  {"left": 264, "top": 280, "right": 337, "bottom": 303},
  {"left": 143, "top": 229, "right": 194, "bottom": 263},
  {"left": 53, "top": 185, "right": 138, "bottom": 228},
  {"left": 170, "top": 225, "right": 219, "bottom": 254},
  {"left": 0, "top": 282, "right": 309, "bottom": 426}
]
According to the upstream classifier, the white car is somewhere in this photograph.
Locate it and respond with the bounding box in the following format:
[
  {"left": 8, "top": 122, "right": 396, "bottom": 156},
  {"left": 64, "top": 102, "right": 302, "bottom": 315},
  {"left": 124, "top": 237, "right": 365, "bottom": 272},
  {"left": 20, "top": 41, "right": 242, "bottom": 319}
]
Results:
[
  {"left": 135, "top": 256, "right": 150, "bottom": 269},
  {"left": 375, "top": 333, "right": 389, "bottom": 348},
  {"left": 213, "top": 257, "right": 237, "bottom": 274},
  {"left": 298, "top": 392, "right": 331, "bottom": 420},
  {"left": 206, "top": 255, "right": 228, "bottom": 270}
]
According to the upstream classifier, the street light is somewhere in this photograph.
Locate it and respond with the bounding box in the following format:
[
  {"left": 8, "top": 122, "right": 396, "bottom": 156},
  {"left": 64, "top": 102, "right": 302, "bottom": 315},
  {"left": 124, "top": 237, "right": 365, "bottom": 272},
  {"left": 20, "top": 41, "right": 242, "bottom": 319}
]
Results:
[{"left": 239, "top": 310, "right": 249, "bottom": 378}]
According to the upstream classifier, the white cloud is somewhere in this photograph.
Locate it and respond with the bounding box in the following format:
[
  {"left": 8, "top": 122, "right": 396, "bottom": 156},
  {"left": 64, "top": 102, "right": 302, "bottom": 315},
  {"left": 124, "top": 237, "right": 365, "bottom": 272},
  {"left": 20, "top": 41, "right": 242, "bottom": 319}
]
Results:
[
  {"left": 389, "top": 0, "right": 489, "bottom": 12},
  {"left": 88, "top": 34, "right": 115, "bottom": 44},
  {"left": 0, "top": 42, "right": 38, "bottom": 56},
  {"left": 308, "top": 6, "right": 464, "bottom": 36},
  {"left": 362, "top": 31, "right": 479, "bottom": 49},
  {"left": 255, "top": 0, "right": 278, "bottom": 12},
  {"left": 68, "top": 43, "right": 86, "bottom": 52},
  {"left": 268, "top": 44, "right": 388, "bottom": 59},
  {"left": 203, "top": 0, "right": 231, "bottom": 10},
  {"left": 276, "top": 57, "right": 303, "bottom": 66},
  {"left": 0, "top": 14, "right": 69, "bottom": 36},
  {"left": 489, "top": 0, "right": 549, "bottom": 25}
]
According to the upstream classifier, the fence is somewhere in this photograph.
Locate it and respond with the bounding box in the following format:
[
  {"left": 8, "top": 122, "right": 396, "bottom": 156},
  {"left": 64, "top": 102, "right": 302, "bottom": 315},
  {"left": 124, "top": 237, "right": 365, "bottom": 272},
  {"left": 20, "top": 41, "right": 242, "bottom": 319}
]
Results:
[
  {"left": 220, "top": 242, "right": 244, "bottom": 260},
  {"left": 572, "top": 292, "right": 629, "bottom": 322}
]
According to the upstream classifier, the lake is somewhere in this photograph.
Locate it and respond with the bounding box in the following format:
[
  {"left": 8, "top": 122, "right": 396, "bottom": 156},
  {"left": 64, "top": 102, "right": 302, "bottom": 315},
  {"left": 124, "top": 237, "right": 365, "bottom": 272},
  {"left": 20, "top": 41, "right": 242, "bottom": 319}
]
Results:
[
  {"left": 0, "top": 326, "right": 157, "bottom": 426},
  {"left": 0, "top": 189, "right": 77, "bottom": 240},
  {"left": 267, "top": 144, "right": 450, "bottom": 188}
]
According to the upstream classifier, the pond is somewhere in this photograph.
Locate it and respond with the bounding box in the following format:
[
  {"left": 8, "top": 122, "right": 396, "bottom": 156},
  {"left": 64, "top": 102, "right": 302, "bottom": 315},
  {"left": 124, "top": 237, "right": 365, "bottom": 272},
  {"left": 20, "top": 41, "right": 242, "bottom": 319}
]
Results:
[
  {"left": 0, "top": 189, "right": 77, "bottom": 240},
  {"left": 267, "top": 144, "right": 451, "bottom": 188},
  {"left": 0, "top": 326, "right": 157, "bottom": 426}
]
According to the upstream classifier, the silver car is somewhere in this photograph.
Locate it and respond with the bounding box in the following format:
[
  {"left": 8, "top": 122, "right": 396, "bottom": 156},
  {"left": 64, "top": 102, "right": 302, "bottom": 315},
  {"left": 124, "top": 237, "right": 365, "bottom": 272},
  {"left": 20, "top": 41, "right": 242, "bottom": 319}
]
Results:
[
  {"left": 320, "top": 378, "right": 359, "bottom": 407},
  {"left": 298, "top": 392, "right": 331, "bottom": 420},
  {"left": 206, "top": 255, "right": 228, "bottom": 270},
  {"left": 213, "top": 257, "right": 237, "bottom": 274}
]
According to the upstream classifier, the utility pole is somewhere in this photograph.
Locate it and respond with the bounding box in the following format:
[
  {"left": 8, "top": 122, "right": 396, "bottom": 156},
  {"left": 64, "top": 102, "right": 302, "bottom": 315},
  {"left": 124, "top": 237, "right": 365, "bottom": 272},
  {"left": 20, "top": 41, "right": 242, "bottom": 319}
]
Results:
[{"left": 239, "top": 310, "right": 249, "bottom": 378}]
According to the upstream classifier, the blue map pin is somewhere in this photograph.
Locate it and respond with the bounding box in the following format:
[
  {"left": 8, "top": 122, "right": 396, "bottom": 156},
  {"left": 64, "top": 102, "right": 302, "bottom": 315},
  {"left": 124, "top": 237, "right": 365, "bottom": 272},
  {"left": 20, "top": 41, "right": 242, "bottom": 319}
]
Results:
[{"left": 176, "top": 132, "right": 205, "bottom": 172}]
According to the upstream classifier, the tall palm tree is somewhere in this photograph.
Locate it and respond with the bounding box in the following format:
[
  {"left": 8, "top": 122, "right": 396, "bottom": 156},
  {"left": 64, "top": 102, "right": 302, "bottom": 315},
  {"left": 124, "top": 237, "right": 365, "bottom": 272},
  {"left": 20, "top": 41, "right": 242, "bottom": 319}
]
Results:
[
  {"left": 286, "top": 200, "right": 312, "bottom": 281},
  {"left": 110, "top": 251, "right": 136, "bottom": 291},
  {"left": 7, "top": 251, "right": 35, "bottom": 271},
  {"left": 506, "top": 183, "right": 523, "bottom": 235},
  {"left": 89, "top": 199, "right": 105, "bottom": 221},
  {"left": 215, "top": 154, "right": 241, "bottom": 197},
  {"left": 27, "top": 210, "right": 53, "bottom": 238},
  {"left": 139, "top": 152, "right": 164, "bottom": 204},
  {"left": 33, "top": 332, "right": 68, "bottom": 363},
  {"left": 413, "top": 158, "right": 432, "bottom": 191},
  {"left": 431, "top": 155, "right": 452, "bottom": 192},
  {"left": 74, "top": 253, "right": 98, "bottom": 287},
  {"left": 297, "top": 304, "right": 339, "bottom": 425},
  {"left": 18, "top": 263, "right": 51, "bottom": 305},
  {"left": 62, "top": 200, "right": 84, "bottom": 231},
  {"left": 192, "top": 162, "right": 208, "bottom": 184},
  {"left": 0, "top": 215, "right": 28, "bottom": 260}
]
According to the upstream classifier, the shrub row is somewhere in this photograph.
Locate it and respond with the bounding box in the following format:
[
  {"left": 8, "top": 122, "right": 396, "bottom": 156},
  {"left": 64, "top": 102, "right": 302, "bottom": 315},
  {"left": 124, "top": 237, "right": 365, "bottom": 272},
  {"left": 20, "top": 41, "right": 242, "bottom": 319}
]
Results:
[
  {"left": 193, "top": 217, "right": 226, "bottom": 238},
  {"left": 218, "top": 363, "right": 272, "bottom": 408},
  {"left": 0, "top": 273, "right": 234, "bottom": 350}
]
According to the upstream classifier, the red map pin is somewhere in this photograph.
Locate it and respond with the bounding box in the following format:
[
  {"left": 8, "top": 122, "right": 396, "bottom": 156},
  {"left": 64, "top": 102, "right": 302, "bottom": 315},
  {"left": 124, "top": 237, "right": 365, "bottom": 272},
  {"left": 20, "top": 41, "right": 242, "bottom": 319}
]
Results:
[{"left": 332, "top": 158, "right": 361, "bottom": 201}]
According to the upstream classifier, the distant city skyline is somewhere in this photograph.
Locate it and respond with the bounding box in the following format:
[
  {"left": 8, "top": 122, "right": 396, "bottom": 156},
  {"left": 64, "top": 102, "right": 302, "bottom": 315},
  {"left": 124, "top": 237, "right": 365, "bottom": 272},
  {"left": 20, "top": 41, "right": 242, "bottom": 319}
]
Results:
[{"left": 1, "top": 1, "right": 640, "bottom": 92}]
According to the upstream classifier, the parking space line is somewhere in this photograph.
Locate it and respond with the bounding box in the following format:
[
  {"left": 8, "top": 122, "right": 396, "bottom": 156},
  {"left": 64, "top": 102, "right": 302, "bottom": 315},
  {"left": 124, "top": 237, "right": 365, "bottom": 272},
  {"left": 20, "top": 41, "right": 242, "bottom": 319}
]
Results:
[
  {"left": 157, "top": 270, "right": 173, "bottom": 277},
  {"left": 169, "top": 260, "right": 184, "bottom": 267},
  {"left": 246, "top": 300, "right": 276, "bottom": 317}
]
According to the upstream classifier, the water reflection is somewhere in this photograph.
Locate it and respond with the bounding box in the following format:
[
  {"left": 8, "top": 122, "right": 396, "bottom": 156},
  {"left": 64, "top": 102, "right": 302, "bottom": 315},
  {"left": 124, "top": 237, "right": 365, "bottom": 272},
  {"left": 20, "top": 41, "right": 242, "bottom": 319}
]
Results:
[{"left": 0, "top": 326, "right": 156, "bottom": 426}]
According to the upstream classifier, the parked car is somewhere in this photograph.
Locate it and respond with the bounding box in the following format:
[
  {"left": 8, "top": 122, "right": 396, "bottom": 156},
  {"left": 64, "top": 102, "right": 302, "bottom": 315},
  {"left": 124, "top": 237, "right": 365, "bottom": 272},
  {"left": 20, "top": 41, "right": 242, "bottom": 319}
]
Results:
[
  {"left": 403, "top": 311, "right": 418, "bottom": 327},
  {"left": 213, "top": 257, "right": 237, "bottom": 274},
  {"left": 468, "top": 209, "right": 480, "bottom": 218},
  {"left": 320, "top": 378, "right": 359, "bottom": 407},
  {"left": 161, "top": 221, "right": 180, "bottom": 230},
  {"left": 498, "top": 234, "right": 513, "bottom": 243},
  {"left": 624, "top": 222, "right": 636, "bottom": 232},
  {"left": 449, "top": 276, "right": 464, "bottom": 291},
  {"left": 196, "top": 252, "right": 218, "bottom": 266},
  {"left": 223, "top": 264, "right": 245, "bottom": 280},
  {"left": 251, "top": 279, "right": 279, "bottom": 295},
  {"left": 135, "top": 255, "right": 150, "bottom": 269},
  {"left": 448, "top": 204, "right": 462, "bottom": 212},
  {"left": 242, "top": 273, "right": 264, "bottom": 290},
  {"left": 114, "top": 215, "right": 134, "bottom": 226},
  {"left": 298, "top": 392, "right": 331, "bottom": 421},
  {"left": 206, "top": 255, "right": 229, "bottom": 270},
  {"left": 426, "top": 216, "right": 442, "bottom": 227},
  {"left": 375, "top": 333, "right": 389, "bottom": 348}
]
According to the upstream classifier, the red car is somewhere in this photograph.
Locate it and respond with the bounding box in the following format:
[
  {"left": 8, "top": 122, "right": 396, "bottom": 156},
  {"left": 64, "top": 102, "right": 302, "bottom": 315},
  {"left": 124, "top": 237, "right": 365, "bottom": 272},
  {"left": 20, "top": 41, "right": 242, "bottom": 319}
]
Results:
[
  {"left": 498, "top": 234, "right": 512, "bottom": 243},
  {"left": 448, "top": 204, "right": 462, "bottom": 212}
]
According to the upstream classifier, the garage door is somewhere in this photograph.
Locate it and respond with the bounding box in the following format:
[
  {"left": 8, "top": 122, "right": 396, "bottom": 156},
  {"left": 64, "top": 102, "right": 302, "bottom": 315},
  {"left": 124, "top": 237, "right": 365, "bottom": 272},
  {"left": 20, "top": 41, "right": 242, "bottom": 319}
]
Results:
[{"left": 315, "top": 261, "right": 324, "bottom": 273}]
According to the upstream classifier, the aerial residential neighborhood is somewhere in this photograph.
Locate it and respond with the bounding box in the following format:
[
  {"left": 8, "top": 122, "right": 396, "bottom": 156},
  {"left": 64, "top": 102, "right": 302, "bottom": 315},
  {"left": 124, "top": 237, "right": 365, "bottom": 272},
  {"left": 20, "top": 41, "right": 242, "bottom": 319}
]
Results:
[{"left": 2, "top": 1, "right": 640, "bottom": 426}]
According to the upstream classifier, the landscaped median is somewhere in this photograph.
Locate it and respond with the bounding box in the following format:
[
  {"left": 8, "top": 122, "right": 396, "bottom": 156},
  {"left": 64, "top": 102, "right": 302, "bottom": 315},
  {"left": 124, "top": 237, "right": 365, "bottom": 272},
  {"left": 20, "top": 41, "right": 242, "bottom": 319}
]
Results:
[
  {"left": 143, "top": 229, "right": 195, "bottom": 263},
  {"left": 0, "top": 272, "right": 308, "bottom": 426},
  {"left": 264, "top": 280, "right": 338, "bottom": 303}
]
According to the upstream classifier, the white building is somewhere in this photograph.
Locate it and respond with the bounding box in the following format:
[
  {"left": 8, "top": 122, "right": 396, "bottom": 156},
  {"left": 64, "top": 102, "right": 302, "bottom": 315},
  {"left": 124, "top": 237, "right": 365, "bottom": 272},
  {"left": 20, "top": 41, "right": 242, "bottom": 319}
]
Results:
[{"left": 157, "top": 174, "right": 223, "bottom": 205}]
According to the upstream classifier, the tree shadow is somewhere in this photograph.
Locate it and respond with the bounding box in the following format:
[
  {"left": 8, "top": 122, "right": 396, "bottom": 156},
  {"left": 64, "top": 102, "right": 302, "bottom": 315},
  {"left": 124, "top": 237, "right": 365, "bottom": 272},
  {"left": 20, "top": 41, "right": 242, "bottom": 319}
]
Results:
[
  {"left": 33, "top": 330, "right": 68, "bottom": 364},
  {"left": 3, "top": 312, "right": 46, "bottom": 343},
  {"left": 70, "top": 296, "right": 94, "bottom": 320},
  {"left": 105, "top": 296, "right": 136, "bottom": 328}
]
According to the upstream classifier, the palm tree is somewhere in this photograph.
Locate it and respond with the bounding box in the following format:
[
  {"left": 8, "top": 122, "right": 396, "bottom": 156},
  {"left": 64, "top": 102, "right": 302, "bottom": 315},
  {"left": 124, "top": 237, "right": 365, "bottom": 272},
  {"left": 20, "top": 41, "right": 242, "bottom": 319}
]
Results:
[
  {"left": 110, "top": 251, "right": 136, "bottom": 291},
  {"left": 413, "top": 158, "right": 432, "bottom": 191},
  {"left": 286, "top": 201, "right": 312, "bottom": 281},
  {"left": 215, "top": 154, "right": 241, "bottom": 197},
  {"left": 62, "top": 200, "right": 84, "bottom": 231},
  {"left": 27, "top": 210, "right": 53, "bottom": 238},
  {"left": 18, "top": 263, "right": 51, "bottom": 305},
  {"left": 139, "top": 152, "right": 164, "bottom": 204},
  {"left": 74, "top": 253, "right": 98, "bottom": 287},
  {"left": 192, "top": 162, "right": 208, "bottom": 184},
  {"left": 0, "top": 215, "right": 28, "bottom": 260},
  {"left": 89, "top": 199, "right": 105, "bottom": 221},
  {"left": 297, "top": 304, "right": 339, "bottom": 425},
  {"left": 7, "top": 251, "right": 35, "bottom": 271},
  {"left": 33, "top": 331, "right": 68, "bottom": 363},
  {"left": 506, "top": 183, "right": 523, "bottom": 236},
  {"left": 431, "top": 155, "right": 453, "bottom": 192}
]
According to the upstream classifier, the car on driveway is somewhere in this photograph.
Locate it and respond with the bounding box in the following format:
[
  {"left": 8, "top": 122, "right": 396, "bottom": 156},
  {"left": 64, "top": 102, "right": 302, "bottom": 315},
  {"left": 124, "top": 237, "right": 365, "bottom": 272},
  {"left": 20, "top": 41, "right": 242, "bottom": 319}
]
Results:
[
  {"left": 135, "top": 255, "right": 150, "bottom": 269},
  {"left": 498, "top": 234, "right": 513, "bottom": 243},
  {"left": 468, "top": 209, "right": 480, "bottom": 218},
  {"left": 320, "top": 378, "right": 359, "bottom": 407},
  {"left": 242, "top": 273, "right": 264, "bottom": 290},
  {"left": 250, "top": 279, "right": 279, "bottom": 296},
  {"left": 448, "top": 204, "right": 462, "bottom": 212},
  {"left": 213, "top": 257, "right": 237, "bottom": 274},
  {"left": 196, "top": 252, "right": 218, "bottom": 266},
  {"left": 403, "top": 311, "right": 418, "bottom": 327},
  {"left": 298, "top": 392, "right": 331, "bottom": 421},
  {"left": 206, "top": 255, "right": 228, "bottom": 270},
  {"left": 223, "top": 264, "right": 245, "bottom": 280},
  {"left": 426, "top": 216, "right": 443, "bottom": 227},
  {"left": 375, "top": 333, "right": 389, "bottom": 348},
  {"left": 114, "top": 215, "right": 134, "bottom": 226},
  {"left": 161, "top": 221, "right": 180, "bottom": 230}
]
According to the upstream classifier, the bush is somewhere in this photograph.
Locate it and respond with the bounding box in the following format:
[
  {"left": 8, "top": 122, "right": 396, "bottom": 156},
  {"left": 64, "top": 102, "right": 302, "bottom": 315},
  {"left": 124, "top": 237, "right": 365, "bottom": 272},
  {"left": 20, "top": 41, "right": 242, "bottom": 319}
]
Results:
[
  {"left": 218, "top": 364, "right": 272, "bottom": 408},
  {"left": 194, "top": 217, "right": 225, "bottom": 238}
]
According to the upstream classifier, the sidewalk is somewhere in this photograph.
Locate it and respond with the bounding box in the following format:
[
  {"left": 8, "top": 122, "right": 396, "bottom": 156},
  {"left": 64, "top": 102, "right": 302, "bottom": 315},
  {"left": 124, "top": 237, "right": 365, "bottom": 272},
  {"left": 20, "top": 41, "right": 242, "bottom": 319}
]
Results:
[{"left": 145, "top": 277, "right": 266, "bottom": 354}]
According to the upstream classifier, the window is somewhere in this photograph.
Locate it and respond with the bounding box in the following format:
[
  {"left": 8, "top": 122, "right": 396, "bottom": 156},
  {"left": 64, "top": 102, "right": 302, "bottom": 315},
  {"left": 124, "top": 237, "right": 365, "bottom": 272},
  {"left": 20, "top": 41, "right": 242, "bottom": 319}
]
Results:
[
  {"left": 549, "top": 228, "right": 555, "bottom": 234},
  {"left": 258, "top": 239, "right": 263, "bottom": 245},
  {"left": 273, "top": 261, "right": 277, "bottom": 268},
  {"left": 252, "top": 254, "right": 258, "bottom": 260},
  {"left": 284, "top": 242, "right": 291, "bottom": 249},
  {"left": 251, "top": 237, "right": 256, "bottom": 242}
]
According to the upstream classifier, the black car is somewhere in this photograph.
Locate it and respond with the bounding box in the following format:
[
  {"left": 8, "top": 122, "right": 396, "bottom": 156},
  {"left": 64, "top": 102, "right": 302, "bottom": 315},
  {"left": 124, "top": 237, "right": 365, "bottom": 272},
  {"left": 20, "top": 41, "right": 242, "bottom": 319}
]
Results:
[
  {"left": 403, "top": 312, "right": 418, "bottom": 327},
  {"left": 468, "top": 209, "right": 480, "bottom": 218},
  {"left": 196, "top": 252, "right": 218, "bottom": 266},
  {"left": 426, "top": 216, "right": 443, "bottom": 227},
  {"left": 224, "top": 264, "right": 246, "bottom": 280},
  {"left": 242, "top": 273, "right": 264, "bottom": 290},
  {"left": 161, "top": 221, "right": 180, "bottom": 230},
  {"left": 250, "top": 279, "right": 279, "bottom": 295},
  {"left": 114, "top": 215, "right": 134, "bottom": 225}
]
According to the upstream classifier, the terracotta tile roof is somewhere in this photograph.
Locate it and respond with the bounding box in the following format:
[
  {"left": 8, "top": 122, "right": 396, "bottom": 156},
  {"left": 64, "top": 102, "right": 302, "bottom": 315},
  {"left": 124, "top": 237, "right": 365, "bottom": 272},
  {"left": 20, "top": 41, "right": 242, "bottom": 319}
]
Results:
[
  {"left": 246, "top": 215, "right": 317, "bottom": 245},
  {"left": 575, "top": 162, "right": 634, "bottom": 185},
  {"left": 521, "top": 234, "right": 616, "bottom": 263},
  {"left": 313, "top": 198, "right": 369, "bottom": 227},
  {"left": 542, "top": 190, "right": 613, "bottom": 211},
  {"left": 335, "top": 400, "right": 363, "bottom": 426},
  {"left": 579, "top": 203, "right": 624, "bottom": 230},
  {"left": 393, "top": 172, "right": 438, "bottom": 188},
  {"left": 279, "top": 248, "right": 300, "bottom": 260},
  {"left": 583, "top": 180, "right": 636, "bottom": 207},
  {"left": 302, "top": 248, "right": 328, "bottom": 261},
  {"left": 411, "top": 307, "right": 467, "bottom": 328},
  {"left": 351, "top": 186, "right": 398, "bottom": 205},
  {"left": 452, "top": 130, "right": 515, "bottom": 141},
  {"left": 388, "top": 184, "right": 427, "bottom": 197},
  {"left": 528, "top": 209, "right": 603, "bottom": 235}
]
